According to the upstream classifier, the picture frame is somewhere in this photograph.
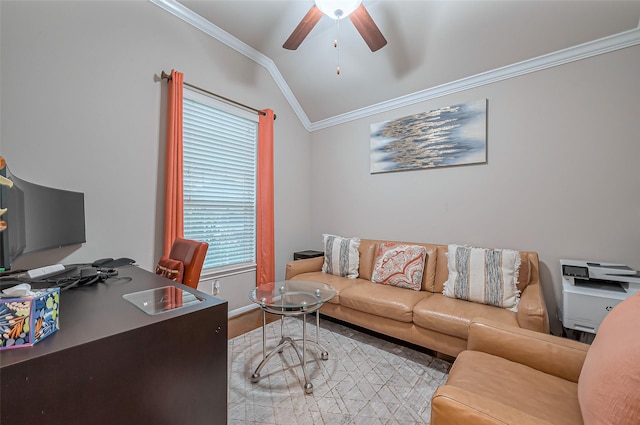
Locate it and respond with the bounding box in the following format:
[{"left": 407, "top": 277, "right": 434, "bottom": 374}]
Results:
[{"left": 370, "top": 99, "right": 487, "bottom": 174}]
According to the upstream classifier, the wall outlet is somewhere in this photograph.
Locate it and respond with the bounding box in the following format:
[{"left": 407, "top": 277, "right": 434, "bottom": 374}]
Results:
[{"left": 213, "top": 280, "right": 220, "bottom": 295}]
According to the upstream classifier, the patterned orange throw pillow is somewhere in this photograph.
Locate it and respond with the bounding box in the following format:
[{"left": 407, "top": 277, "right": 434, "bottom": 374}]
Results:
[
  {"left": 371, "top": 243, "right": 427, "bottom": 290},
  {"left": 155, "top": 256, "right": 184, "bottom": 283}
]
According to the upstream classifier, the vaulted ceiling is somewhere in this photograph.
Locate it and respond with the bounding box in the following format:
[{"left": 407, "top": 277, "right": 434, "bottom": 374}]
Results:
[{"left": 154, "top": 0, "right": 640, "bottom": 130}]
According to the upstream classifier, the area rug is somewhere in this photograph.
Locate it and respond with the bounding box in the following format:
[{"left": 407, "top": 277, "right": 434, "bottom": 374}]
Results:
[{"left": 228, "top": 316, "right": 451, "bottom": 424}]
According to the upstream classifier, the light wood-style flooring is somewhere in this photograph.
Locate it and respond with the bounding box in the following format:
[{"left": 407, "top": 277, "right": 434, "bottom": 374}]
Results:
[{"left": 228, "top": 308, "right": 280, "bottom": 340}]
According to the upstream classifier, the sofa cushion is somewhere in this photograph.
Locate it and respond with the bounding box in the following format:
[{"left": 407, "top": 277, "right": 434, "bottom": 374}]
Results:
[
  {"left": 291, "top": 272, "right": 362, "bottom": 304},
  {"left": 443, "top": 244, "right": 521, "bottom": 312},
  {"left": 321, "top": 234, "right": 360, "bottom": 278},
  {"left": 371, "top": 243, "right": 427, "bottom": 291},
  {"left": 339, "top": 281, "right": 430, "bottom": 323},
  {"left": 413, "top": 294, "right": 519, "bottom": 339},
  {"left": 443, "top": 350, "right": 583, "bottom": 425},
  {"left": 578, "top": 293, "right": 640, "bottom": 425}
]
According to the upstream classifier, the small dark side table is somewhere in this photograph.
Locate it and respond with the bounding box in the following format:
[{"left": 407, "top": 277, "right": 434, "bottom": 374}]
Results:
[{"left": 293, "top": 250, "right": 323, "bottom": 261}]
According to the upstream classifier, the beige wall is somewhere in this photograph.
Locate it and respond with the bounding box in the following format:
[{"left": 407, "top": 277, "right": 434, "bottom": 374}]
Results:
[
  {"left": 2, "top": 1, "right": 639, "bottom": 326},
  {"left": 309, "top": 45, "right": 640, "bottom": 333},
  {"left": 0, "top": 1, "right": 312, "bottom": 313}
]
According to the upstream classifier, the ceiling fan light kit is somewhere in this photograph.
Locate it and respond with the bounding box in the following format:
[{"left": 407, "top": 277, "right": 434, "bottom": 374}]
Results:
[
  {"left": 283, "top": 0, "right": 387, "bottom": 53},
  {"left": 315, "top": 0, "right": 362, "bottom": 20}
]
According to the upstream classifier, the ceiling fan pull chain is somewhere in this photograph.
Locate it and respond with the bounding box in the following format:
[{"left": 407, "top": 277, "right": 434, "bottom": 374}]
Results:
[{"left": 335, "top": 19, "right": 341, "bottom": 75}]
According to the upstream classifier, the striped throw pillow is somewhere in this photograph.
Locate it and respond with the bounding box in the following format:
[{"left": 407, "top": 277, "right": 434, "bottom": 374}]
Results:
[
  {"left": 322, "top": 234, "right": 360, "bottom": 278},
  {"left": 443, "top": 244, "right": 521, "bottom": 312}
]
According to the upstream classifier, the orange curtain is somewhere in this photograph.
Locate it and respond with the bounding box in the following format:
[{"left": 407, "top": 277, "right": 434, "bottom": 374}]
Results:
[
  {"left": 256, "top": 109, "right": 275, "bottom": 286},
  {"left": 163, "top": 69, "right": 185, "bottom": 256}
]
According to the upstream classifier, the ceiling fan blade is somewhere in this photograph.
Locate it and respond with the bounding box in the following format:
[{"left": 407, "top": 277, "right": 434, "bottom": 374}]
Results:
[
  {"left": 283, "top": 5, "right": 324, "bottom": 50},
  {"left": 349, "top": 3, "right": 387, "bottom": 52}
]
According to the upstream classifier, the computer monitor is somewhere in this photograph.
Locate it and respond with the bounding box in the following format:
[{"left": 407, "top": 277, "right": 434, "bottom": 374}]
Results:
[{"left": 0, "top": 165, "right": 86, "bottom": 272}]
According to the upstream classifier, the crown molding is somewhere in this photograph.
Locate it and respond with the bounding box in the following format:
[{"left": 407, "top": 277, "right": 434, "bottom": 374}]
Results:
[
  {"left": 149, "top": 0, "right": 311, "bottom": 129},
  {"left": 151, "top": 0, "right": 640, "bottom": 133},
  {"left": 309, "top": 24, "right": 640, "bottom": 131}
]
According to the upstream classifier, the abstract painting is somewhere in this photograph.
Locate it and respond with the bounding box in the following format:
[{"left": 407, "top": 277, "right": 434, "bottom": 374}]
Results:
[{"left": 370, "top": 99, "right": 487, "bottom": 173}]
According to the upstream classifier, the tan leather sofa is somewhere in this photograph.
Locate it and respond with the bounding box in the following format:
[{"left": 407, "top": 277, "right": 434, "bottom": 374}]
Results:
[
  {"left": 431, "top": 292, "right": 640, "bottom": 425},
  {"left": 285, "top": 239, "right": 549, "bottom": 358}
]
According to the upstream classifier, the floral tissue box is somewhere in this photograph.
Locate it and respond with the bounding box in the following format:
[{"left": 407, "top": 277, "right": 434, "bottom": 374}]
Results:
[{"left": 0, "top": 287, "right": 60, "bottom": 351}]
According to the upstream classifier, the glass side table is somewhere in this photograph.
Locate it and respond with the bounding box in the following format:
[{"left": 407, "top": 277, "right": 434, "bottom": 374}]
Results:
[{"left": 249, "top": 280, "right": 337, "bottom": 394}]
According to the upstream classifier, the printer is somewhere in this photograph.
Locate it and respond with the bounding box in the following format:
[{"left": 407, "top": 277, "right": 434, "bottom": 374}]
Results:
[
  {"left": 560, "top": 259, "right": 640, "bottom": 334},
  {"left": 561, "top": 259, "right": 640, "bottom": 292}
]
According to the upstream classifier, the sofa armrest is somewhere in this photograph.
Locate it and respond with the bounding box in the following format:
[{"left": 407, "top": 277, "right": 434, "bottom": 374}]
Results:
[
  {"left": 285, "top": 256, "right": 324, "bottom": 280},
  {"left": 467, "top": 321, "right": 589, "bottom": 383},
  {"left": 431, "top": 386, "right": 553, "bottom": 425},
  {"left": 517, "top": 279, "right": 550, "bottom": 333}
]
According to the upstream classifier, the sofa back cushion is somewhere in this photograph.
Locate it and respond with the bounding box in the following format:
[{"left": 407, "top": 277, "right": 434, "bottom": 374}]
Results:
[
  {"left": 434, "top": 246, "right": 449, "bottom": 293},
  {"left": 578, "top": 292, "right": 640, "bottom": 425},
  {"left": 358, "top": 239, "right": 437, "bottom": 291},
  {"left": 358, "top": 240, "right": 378, "bottom": 281},
  {"left": 516, "top": 253, "right": 531, "bottom": 292}
]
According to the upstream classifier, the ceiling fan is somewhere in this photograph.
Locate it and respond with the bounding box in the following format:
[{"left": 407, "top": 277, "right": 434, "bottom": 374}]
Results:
[{"left": 283, "top": 0, "right": 387, "bottom": 52}]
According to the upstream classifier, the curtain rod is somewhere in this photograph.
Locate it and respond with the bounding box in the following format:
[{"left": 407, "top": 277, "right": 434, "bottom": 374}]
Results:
[{"left": 161, "top": 71, "right": 275, "bottom": 120}]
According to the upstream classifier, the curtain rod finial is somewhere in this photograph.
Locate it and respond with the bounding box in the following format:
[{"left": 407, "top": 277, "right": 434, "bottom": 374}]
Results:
[{"left": 161, "top": 70, "right": 172, "bottom": 81}]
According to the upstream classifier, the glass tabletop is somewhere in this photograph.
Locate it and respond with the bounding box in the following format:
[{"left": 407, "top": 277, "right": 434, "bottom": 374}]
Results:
[
  {"left": 250, "top": 280, "right": 337, "bottom": 310},
  {"left": 123, "top": 286, "right": 204, "bottom": 315}
]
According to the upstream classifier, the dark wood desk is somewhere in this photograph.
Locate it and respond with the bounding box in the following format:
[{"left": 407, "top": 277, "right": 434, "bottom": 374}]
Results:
[{"left": 0, "top": 265, "right": 228, "bottom": 425}]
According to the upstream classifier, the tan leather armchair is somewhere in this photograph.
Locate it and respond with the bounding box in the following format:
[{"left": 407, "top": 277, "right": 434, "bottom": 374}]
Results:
[
  {"left": 431, "top": 321, "right": 588, "bottom": 424},
  {"left": 431, "top": 292, "right": 640, "bottom": 425}
]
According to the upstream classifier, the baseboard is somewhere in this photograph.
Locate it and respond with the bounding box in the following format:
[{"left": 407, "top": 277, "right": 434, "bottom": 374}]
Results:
[{"left": 228, "top": 303, "right": 260, "bottom": 318}]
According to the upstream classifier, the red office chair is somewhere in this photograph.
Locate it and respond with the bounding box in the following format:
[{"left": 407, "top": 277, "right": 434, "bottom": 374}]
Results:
[{"left": 156, "top": 237, "right": 209, "bottom": 289}]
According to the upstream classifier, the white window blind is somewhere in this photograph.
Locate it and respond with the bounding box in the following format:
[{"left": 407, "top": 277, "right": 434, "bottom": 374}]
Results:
[{"left": 182, "top": 88, "right": 258, "bottom": 272}]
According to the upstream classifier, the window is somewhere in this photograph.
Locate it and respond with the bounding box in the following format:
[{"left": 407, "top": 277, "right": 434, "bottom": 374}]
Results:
[{"left": 182, "top": 88, "right": 258, "bottom": 274}]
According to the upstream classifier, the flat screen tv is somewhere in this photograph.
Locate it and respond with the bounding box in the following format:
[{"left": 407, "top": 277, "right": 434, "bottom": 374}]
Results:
[{"left": 0, "top": 165, "right": 86, "bottom": 272}]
